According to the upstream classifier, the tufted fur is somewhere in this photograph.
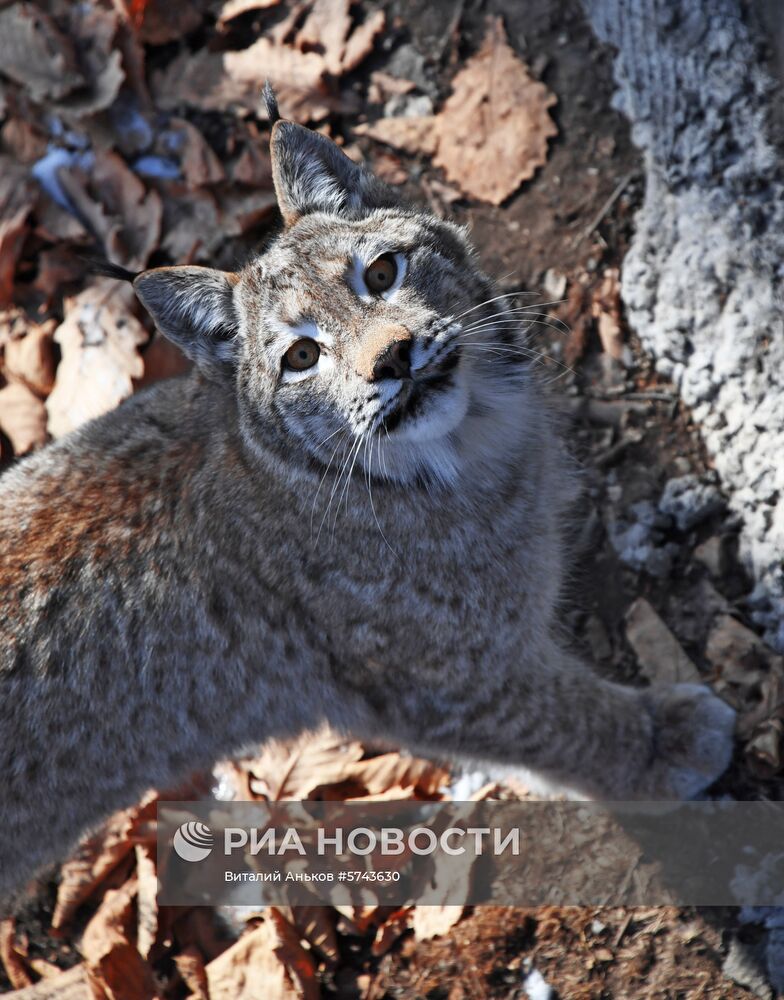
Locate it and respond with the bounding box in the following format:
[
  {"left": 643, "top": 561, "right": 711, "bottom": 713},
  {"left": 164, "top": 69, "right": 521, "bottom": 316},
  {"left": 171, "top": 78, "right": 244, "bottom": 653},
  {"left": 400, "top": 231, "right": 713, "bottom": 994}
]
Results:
[{"left": 0, "top": 111, "right": 735, "bottom": 904}]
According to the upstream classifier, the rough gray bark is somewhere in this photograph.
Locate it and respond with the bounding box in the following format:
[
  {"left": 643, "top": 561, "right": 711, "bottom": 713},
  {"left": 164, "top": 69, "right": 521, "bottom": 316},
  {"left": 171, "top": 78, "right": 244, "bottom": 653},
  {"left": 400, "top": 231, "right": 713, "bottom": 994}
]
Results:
[{"left": 583, "top": 0, "right": 784, "bottom": 650}]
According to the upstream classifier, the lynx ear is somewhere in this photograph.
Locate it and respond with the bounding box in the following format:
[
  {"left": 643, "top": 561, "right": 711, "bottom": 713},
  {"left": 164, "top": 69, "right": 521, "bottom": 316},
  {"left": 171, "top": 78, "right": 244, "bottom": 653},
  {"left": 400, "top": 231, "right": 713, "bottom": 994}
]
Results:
[
  {"left": 133, "top": 266, "right": 240, "bottom": 371},
  {"left": 270, "top": 120, "right": 397, "bottom": 226}
]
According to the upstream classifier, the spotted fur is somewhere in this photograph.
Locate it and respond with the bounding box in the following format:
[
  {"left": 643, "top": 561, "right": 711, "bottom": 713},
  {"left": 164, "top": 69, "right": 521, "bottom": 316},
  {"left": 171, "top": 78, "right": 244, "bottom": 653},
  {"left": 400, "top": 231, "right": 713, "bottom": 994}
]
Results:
[{"left": 0, "top": 113, "right": 735, "bottom": 904}]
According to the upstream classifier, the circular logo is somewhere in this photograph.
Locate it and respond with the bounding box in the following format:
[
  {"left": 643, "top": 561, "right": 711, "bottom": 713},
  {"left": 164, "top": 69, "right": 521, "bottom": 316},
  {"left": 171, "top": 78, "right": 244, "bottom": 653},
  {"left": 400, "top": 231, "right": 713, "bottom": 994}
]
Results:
[{"left": 172, "top": 821, "right": 214, "bottom": 862}]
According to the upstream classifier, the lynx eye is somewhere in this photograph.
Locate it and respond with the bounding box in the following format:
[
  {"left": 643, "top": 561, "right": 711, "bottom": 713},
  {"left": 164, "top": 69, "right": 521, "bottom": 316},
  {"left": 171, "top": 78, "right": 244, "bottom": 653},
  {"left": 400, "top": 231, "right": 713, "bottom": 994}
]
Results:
[
  {"left": 284, "top": 338, "right": 320, "bottom": 371},
  {"left": 365, "top": 254, "right": 397, "bottom": 294}
]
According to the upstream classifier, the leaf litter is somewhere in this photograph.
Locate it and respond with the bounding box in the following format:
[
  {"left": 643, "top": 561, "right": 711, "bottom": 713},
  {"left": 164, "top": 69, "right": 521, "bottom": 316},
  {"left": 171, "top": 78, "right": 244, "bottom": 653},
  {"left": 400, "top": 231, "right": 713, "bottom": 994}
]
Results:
[{"left": 1, "top": 1, "right": 782, "bottom": 997}]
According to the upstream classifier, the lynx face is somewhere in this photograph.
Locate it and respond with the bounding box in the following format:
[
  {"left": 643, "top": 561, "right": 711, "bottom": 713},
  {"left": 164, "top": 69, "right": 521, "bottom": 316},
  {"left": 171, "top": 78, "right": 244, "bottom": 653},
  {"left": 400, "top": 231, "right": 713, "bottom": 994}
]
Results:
[{"left": 134, "top": 118, "right": 530, "bottom": 485}]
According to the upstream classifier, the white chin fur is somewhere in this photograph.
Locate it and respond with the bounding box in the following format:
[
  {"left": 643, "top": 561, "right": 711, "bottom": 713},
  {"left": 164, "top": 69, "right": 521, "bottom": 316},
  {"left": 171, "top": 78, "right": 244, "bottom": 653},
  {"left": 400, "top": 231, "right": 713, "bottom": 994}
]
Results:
[{"left": 392, "top": 371, "right": 469, "bottom": 443}]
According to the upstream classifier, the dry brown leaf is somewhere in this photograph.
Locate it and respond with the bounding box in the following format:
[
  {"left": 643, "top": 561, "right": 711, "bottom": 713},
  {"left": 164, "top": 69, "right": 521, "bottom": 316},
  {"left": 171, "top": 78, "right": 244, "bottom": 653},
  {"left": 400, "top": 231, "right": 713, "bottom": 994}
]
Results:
[
  {"left": 171, "top": 909, "right": 233, "bottom": 966},
  {"left": 368, "top": 70, "right": 416, "bottom": 104},
  {"left": 344, "top": 751, "right": 450, "bottom": 797},
  {"left": 52, "top": 3, "right": 125, "bottom": 120},
  {"left": 333, "top": 905, "right": 379, "bottom": 935},
  {"left": 0, "top": 118, "right": 48, "bottom": 164},
  {"left": 0, "top": 157, "right": 38, "bottom": 307},
  {"left": 224, "top": 35, "right": 327, "bottom": 103},
  {"left": 151, "top": 48, "right": 260, "bottom": 115},
  {"left": 557, "top": 278, "right": 592, "bottom": 366},
  {"left": 46, "top": 280, "right": 147, "bottom": 438},
  {"left": 432, "top": 17, "right": 556, "bottom": 204},
  {"left": 0, "top": 963, "right": 99, "bottom": 999},
  {"left": 295, "top": 0, "right": 352, "bottom": 75},
  {"left": 341, "top": 9, "right": 386, "bottom": 74},
  {"left": 0, "top": 3, "right": 84, "bottom": 103},
  {"left": 57, "top": 151, "right": 161, "bottom": 270},
  {"left": 0, "top": 381, "right": 47, "bottom": 455},
  {"left": 134, "top": 845, "right": 158, "bottom": 961},
  {"left": 625, "top": 598, "right": 701, "bottom": 686},
  {"left": 0, "top": 917, "right": 34, "bottom": 989},
  {"left": 160, "top": 188, "right": 222, "bottom": 262},
  {"left": 80, "top": 880, "right": 158, "bottom": 1000},
  {"left": 205, "top": 911, "right": 318, "bottom": 1000},
  {"left": 152, "top": 44, "right": 341, "bottom": 123},
  {"left": 371, "top": 907, "right": 412, "bottom": 957},
  {"left": 90, "top": 152, "right": 162, "bottom": 270},
  {"left": 276, "top": 906, "right": 339, "bottom": 965},
  {"left": 355, "top": 116, "right": 438, "bottom": 157},
  {"left": 52, "top": 792, "right": 156, "bottom": 929},
  {"left": 218, "top": 188, "right": 278, "bottom": 236},
  {"left": 372, "top": 151, "right": 408, "bottom": 186},
  {"left": 242, "top": 726, "right": 366, "bottom": 800},
  {"left": 361, "top": 18, "right": 556, "bottom": 205},
  {"left": 231, "top": 140, "right": 274, "bottom": 187},
  {"left": 291, "top": 1, "right": 384, "bottom": 75},
  {"left": 173, "top": 946, "right": 209, "bottom": 1000},
  {"left": 170, "top": 118, "right": 226, "bottom": 189},
  {"left": 411, "top": 905, "right": 464, "bottom": 941},
  {"left": 4, "top": 319, "right": 57, "bottom": 397},
  {"left": 32, "top": 248, "right": 84, "bottom": 306},
  {"left": 135, "top": 0, "right": 205, "bottom": 45},
  {"left": 218, "top": 0, "right": 282, "bottom": 27},
  {"left": 592, "top": 267, "right": 624, "bottom": 359}
]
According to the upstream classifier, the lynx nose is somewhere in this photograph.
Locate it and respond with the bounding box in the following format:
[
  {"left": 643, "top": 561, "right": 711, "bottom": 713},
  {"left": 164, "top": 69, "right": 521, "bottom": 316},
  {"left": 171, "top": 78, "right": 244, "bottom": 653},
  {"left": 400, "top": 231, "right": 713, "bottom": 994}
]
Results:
[
  {"left": 372, "top": 339, "right": 411, "bottom": 381},
  {"left": 357, "top": 325, "right": 413, "bottom": 382}
]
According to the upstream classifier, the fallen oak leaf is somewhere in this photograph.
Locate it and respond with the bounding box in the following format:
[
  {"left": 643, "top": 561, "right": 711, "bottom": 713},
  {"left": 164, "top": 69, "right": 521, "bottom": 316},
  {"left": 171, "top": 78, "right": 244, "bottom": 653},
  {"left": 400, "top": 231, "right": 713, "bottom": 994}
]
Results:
[
  {"left": 241, "top": 726, "right": 366, "bottom": 800},
  {"left": 0, "top": 917, "right": 35, "bottom": 989},
  {"left": 4, "top": 318, "right": 57, "bottom": 398},
  {"left": 80, "top": 879, "right": 159, "bottom": 1000},
  {"left": 0, "top": 156, "right": 38, "bottom": 307},
  {"left": 0, "top": 382, "right": 47, "bottom": 456},
  {"left": 0, "top": 964, "right": 97, "bottom": 999},
  {"left": 51, "top": 3, "right": 125, "bottom": 120},
  {"left": 276, "top": 906, "right": 339, "bottom": 965},
  {"left": 56, "top": 151, "right": 161, "bottom": 270},
  {"left": 52, "top": 789, "right": 157, "bottom": 930},
  {"left": 217, "top": 0, "right": 283, "bottom": 28},
  {"left": 355, "top": 116, "right": 438, "bottom": 157},
  {"left": 294, "top": 0, "right": 352, "bottom": 76},
  {"left": 133, "top": 0, "right": 205, "bottom": 45},
  {"left": 359, "top": 17, "right": 557, "bottom": 205},
  {"left": 340, "top": 8, "right": 386, "bottom": 74},
  {"left": 343, "top": 751, "right": 450, "bottom": 798},
  {"left": 371, "top": 907, "right": 413, "bottom": 957},
  {"left": 411, "top": 905, "right": 464, "bottom": 941},
  {"left": 205, "top": 910, "right": 318, "bottom": 1000},
  {"left": 168, "top": 118, "right": 226, "bottom": 189},
  {"left": 591, "top": 267, "right": 624, "bottom": 360},
  {"left": 173, "top": 946, "right": 209, "bottom": 1000},
  {"left": 45, "top": 280, "right": 147, "bottom": 439},
  {"left": 432, "top": 17, "right": 557, "bottom": 203},
  {"left": 224, "top": 36, "right": 327, "bottom": 108},
  {"left": 134, "top": 845, "right": 158, "bottom": 961},
  {"left": 0, "top": 3, "right": 84, "bottom": 103}
]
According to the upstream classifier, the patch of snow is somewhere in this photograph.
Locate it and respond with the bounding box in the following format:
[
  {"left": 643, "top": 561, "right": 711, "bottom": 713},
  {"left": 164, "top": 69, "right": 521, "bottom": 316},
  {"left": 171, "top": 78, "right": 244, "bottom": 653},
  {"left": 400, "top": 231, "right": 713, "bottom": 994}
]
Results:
[
  {"left": 31, "top": 145, "right": 94, "bottom": 211},
  {"left": 523, "top": 966, "right": 554, "bottom": 1000},
  {"left": 133, "top": 155, "right": 181, "bottom": 180}
]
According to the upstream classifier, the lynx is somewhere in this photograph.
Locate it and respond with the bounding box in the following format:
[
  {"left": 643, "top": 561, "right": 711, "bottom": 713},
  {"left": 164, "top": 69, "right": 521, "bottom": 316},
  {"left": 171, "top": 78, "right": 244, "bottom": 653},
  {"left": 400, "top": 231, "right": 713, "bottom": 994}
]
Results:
[{"left": 0, "top": 94, "right": 735, "bottom": 903}]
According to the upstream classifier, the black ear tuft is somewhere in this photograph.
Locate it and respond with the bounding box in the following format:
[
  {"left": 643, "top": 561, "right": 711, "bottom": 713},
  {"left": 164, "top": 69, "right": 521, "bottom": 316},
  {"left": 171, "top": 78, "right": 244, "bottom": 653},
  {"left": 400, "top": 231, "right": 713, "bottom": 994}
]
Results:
[
  {"left": 75, "top": 250, "right": 140, "bottom": 283},
  {"left": 263, "top": 80, "right": 280, "bottom": 124},
  {"left": 269, "top": 121, "right": 398, "bottom": 226},
  {"left": 133, "top": 266, "right": 240, "bottom": 374}
]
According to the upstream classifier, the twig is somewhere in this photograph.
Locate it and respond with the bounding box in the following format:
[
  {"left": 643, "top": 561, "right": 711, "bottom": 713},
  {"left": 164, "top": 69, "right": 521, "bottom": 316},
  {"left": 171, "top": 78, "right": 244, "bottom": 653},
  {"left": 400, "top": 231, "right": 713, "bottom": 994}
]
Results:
[
  {"left": 612, "top": 911, "right": 634, "bottom": 949},
  {"left": 572, "top": 172, "right": 637, "bottom": 248}
]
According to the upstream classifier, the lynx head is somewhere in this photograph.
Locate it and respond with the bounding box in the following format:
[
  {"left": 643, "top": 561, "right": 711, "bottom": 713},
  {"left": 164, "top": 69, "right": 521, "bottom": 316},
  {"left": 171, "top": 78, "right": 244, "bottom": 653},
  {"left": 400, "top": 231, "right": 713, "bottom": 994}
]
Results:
[{"left": 134, "top": 103, "right": 532, "bottom": 487}]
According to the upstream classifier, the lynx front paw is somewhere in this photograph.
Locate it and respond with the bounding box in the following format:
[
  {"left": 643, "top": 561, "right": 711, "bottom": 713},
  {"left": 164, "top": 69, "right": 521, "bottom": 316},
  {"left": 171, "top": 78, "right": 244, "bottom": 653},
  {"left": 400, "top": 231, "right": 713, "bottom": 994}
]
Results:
[{"left": 636, "top": 684, "right": 736, "bottom": 800}]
